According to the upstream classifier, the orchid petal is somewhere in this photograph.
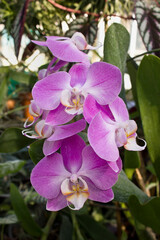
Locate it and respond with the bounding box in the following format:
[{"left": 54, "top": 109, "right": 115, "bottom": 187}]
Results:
[
  {"left": 30, "top": 153, "right": 70, "bottom": 199},
  {"left": 46, "top": 192, "right": 67, "bottom": 211},
  {"left": 83, "top": 177, "right": 114, "bottom": 203},
  {"left": 109, "top": 97, "right": 129, "bottom": 122},
  {"left": 47, "top": 38, "right": 90, "bottom": 63},
  {"left": 61, "top": 135, "right": 86, "bottom": 173},
  {"left": 83, "top": 95, "right": 114, "bottom": 124},
  {"left": 79, "top": 146, "right": 119, "bottom": 189},
  {"left": 124, "top": 136, "right": 147, "bottom": 151},
  {"left": 46, "top": 104, "right": 75, "bottom": 126},
  {"left": 43, "top": 139, "right": 62, "bottom": 156},
  {"left": 47, "top": 119, "right": 86, "bottom": 141},
  {"left": 67, "top": 192, "right": 89, "bottom": 210},
  {"left": 108, "top": 157, "right": 122, "bottom": 173},
  {"left": 69, "top": 63, "right": 89, "bottom": 88},
  {"left": 88, "top": 113, "right": 119, "bottom": 161},
  {"left": 82, "top": 62, "right": 122, "bottom": 105},
  {"left": 71, "top": 32, "right": 87, "bottom": 50},
  {"left": 32, "top": 72, "right": 71, "bottom": 110}
]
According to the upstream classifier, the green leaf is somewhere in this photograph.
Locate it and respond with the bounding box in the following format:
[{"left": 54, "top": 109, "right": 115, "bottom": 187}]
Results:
[
  {"left": 0, "top": 75, "right": 8, "bottom": 114},
  {"left": 0, "top": 160, "right": 26, "bottom": 177},
  {"left": 9, "top": 70, "right": 37, "bottom": 86},
  {"left": 59, "top": 215, "right": 73, "bottom": 240},
  {"left": 0, "top": 128, "right": 34, "bottom": 153},
  {"left": 0, "top": 214, "right": 18, "bottom": 224},
  {"left": 29, "top": 139, "right": 44, "bottom": 164},
  {"left": 137, "top": 55, "right": 160, "bottom": 179},
  {"left": 124, "top": 150, "right": 140, "bottom": 179},
  {"left": 78, "top": 214, "right": 116, "bottom": 240},
  {"left": 104, "top": 23, "right": 130, "bottom": 100},
  {"left": 129, "top": 195, "right": 160, "bottom": 234},
  {"left": 10, "top": 183, "right": 42, "bottom": 237},
  {"left": 113, "top": 170, "right": 149, "bottom": 204}
]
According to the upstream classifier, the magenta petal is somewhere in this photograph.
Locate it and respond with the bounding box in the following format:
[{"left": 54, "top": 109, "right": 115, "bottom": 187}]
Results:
[
  {"left": 109, "top": 97, "right": 129, "bottom": 122},
  {"left": 32, "top": 72, "right": 71, "bottom": 110},
  {"left": 47, "top": 119, "right": 86, "bottom": 141},
  {"left": 83, "top": 95, "right": 114, "bottom": 124},
  {"left": 88, "top": 113, "right": 119, "bottom": 161},
  {"left": 79, "top": 146, "right": 119, "bottom": 189},
  {"left": 84, "top": 177, "right": 114, "bottom": 203},
  {"left": 83, "top": 62, "right": 122, "bottom": 105},
  {"left": 69, "top": 63, "right": 89, "bottom": 88},
  {"left": 46, "top": 192, "right": 67, "bottom": 211},
  {"left": 46, "top": 104, "right": 75, "bottom": 126},
  {"left": 43, "top": 139, "right": 62, "bottom": 156},
  {"left": 32, "top": 40, "right": 47, "bottom": 47},
  {"left": 61, "top": 135, "right": 86, "bottom": 173},
  {"left": 108, "top": 157, "right": 122, "bottom": 173},
  {"left": 30, "top": 153, "right": 70, "bottom": 199},
  {"left": 47, "top": 38, "right": 89, "bottom": 63}
]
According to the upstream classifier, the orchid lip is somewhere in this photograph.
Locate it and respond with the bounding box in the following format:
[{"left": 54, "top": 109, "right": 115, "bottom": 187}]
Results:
[
  {"left": 61, "top": 88, "right": 85, "bottom": 115},
  {"left": 61, "top": 176, "right": 89, "bottom": 210}
]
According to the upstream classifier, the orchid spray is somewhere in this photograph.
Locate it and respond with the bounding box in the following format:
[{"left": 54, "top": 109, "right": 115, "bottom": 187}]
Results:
[{"left": 23, "top": 31, "right": 146, "bottom": 211}]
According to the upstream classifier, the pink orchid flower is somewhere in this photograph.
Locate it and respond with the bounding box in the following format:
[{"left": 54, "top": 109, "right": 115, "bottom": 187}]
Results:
[
  {"left": 32, "top": 32, "right": 100, "bottom": 64},
  {"left": 84, "top": 96, "right": 146, "bottom": 165},
  {"left": 31, "top": 135, "right": 121, "bottom": 211},
  {"left": 32, "top": 62, "right": 122, "bottom": 119}
]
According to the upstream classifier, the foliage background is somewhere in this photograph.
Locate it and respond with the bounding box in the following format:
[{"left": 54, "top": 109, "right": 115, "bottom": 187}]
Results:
[{"left": 0, "top": 0, "right": 160, "bottom": 239}]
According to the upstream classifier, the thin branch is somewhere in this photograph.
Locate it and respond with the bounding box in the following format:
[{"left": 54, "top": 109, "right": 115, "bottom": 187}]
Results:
[
  {"left": 47, "top": 0, "right": 135, "bottom": 20},
  {"left": 127, "top": 48, "right": 160, "bottom": 62}
]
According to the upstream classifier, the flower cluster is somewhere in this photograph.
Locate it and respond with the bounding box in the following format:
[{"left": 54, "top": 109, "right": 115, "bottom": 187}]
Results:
[{"left": 24, "top": 32, "right": 146, "bottom": 211}]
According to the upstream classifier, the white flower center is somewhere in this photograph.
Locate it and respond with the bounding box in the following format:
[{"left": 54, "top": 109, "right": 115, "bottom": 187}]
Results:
[
  {"left": 61, "top": 88, "right": 85, "bottom": 115},
  {"left": 61, "top": 176, "right": 89, "bottom": 210}
]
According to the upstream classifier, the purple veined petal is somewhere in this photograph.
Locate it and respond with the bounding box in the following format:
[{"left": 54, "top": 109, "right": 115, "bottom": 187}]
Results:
[
  {"left": 83, "top": 177, "right": 114, "bottom": 203},
  {"left": 83, "top": 95, "right": 114, "bottom": 124},
  {"left": 124, "top": 136, "right": 147, "bottom": 151},
  {"left": 30, "top": 153, "right": 70, "bottom": 199},
  {"left": 109, "top": 97, "right": 129, "bottom": 122},
  {"left": 43, "top": 139, "right": 62, "bottom": 156},
  {"left": 108, "top": 157, "right": 122, "bottom": 173},
  {"left": 47, "top": 119, "right": 86, "bottom": 141},
  {"left": 61, "top": 135, "right": 86, "bottom": 173},
  {"left": 47, "top": 38, "right": 90, "bottom": 63},
  {"left": 69, "top": 63, "right": 89, "bottom": 88},
  {"left": 32, "top": 71, "right": 71, "bottom": 110},
  {"left": 46, "top": 192, "right": 67, "bottom": 211},
  {"left": 79, "top": 146, "right": 119, "bottom": 190},
  {"left": 88, "top": 112, "right": 119, "bottom": 161},
  {"left": 82, "top": 62, "right": 122, "bottom": 105},
  {"left": 45, "top": 104, "right": 75, "bottom": 126}
]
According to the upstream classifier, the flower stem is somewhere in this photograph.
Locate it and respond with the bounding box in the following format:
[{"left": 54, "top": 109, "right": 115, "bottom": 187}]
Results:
[
  {"left": 41, "top": 211, "right": 57, "bottom": 240},
  {"left": 71, "top": 211, "right": 84, "bottom": 240}
]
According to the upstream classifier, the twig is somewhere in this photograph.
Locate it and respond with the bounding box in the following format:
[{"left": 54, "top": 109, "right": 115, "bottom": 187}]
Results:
[
  {"left": 135, "top": 168, "right": 150, "bottom": 197},
  {"left": 127, "top": 48, "right": 160, "bottom": 62},
  {"left": 47, "top": 0, "right": 135, "bottom": 20}
]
